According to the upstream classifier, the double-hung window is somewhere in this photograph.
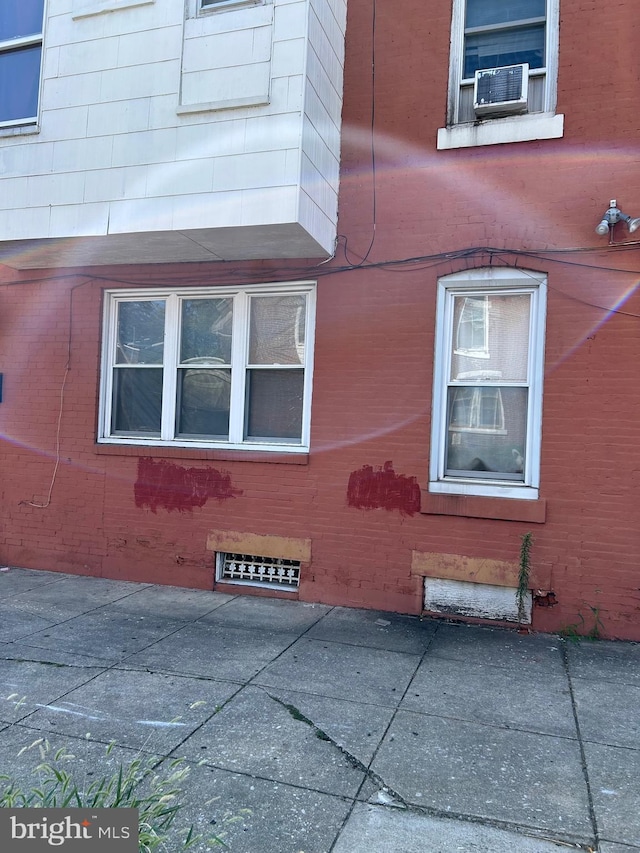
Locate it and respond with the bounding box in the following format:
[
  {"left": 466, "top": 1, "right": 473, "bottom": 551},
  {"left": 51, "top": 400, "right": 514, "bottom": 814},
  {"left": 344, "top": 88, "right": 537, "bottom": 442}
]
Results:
[
  {"left": 99, "top": 283, "right": 315, "bottom": 452},
  {"left": 429, "top": 268, "right": 546, "bottom": 499},
  {"left": 0, "top": 0, "right": 45, "bottom": 127},
  {"left": 438, "top": 0, "right": 563, "bottom": 149}
]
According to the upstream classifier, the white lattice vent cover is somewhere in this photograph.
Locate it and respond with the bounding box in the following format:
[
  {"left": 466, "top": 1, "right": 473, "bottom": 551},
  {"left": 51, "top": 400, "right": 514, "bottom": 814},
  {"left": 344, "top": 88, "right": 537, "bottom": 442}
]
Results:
[{"left": 217, "top": 552, "right": 301, "bottom": 589}]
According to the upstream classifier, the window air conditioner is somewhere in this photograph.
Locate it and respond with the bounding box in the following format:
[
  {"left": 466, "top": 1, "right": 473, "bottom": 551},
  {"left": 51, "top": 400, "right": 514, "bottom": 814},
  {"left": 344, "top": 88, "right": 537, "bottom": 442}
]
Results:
[{"left": 473, "top": 64, "right": 529, "bottom": 118}]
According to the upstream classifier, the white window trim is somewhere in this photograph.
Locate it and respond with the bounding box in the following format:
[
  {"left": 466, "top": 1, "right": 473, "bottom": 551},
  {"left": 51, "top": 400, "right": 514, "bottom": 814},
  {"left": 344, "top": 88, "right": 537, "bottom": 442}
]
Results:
[
  {"left": 72, "top": 0, "right": 154, "bottom": 21},
  {"left": 0, "top": 3, "right": 46, "bottom": 129},
  {"left": 437, "top": 0, "right": 563, "bottom": 150},
  {"left": 192, "top": 0, "right": 265, "bottom": 17},
  {"left": 98, "top": 282, "right": 316, "bottom": 454},
  {"left": 429, "top": 268, "right": 546, "bottom": 501}
]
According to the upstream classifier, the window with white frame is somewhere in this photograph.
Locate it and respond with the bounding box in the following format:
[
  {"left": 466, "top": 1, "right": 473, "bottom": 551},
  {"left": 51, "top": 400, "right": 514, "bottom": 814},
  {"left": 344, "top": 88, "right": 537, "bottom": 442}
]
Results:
[
  {"left": 99, "top": 283, "right": 315, "bottom": 452},
  {"left": 429, "top": 269, "right": 546, "bottom": 499},
  {"left": 0, "top": 0, "right": 45, "bottom": 127},
  {"left": 438, "top": 0, "right": 562, "bottom": 148}
]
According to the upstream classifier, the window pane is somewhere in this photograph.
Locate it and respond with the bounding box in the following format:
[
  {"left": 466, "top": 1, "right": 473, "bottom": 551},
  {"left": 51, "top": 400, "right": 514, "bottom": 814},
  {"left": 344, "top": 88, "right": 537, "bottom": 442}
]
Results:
[
  {"left": 112, "top": 368, "right": 163, "bottom": 434},
  {"left": 446, "top": 387, "right": 528, "bottom": 479},
  {"left": 450, "top": 293, "right": 530, "bottom": 383},
  {"left": 465, "top": 0, "right": 546, "bottom": 29},
  {"left": 116, "top": 301, "right": 165, "bottom": 365},
  {"left": 0, "top": 0, "right": 44, "bottom": 40},
  {"left": 249, "top": 295, "right": 306, "bottom": 365},
  {"left": 464, "top": 25, "right": 545, "bottom": 77},
  {"left": 180, "top": 298, "right": 233, "bottom": 364},
  {"left": 177, "top": 368, "right": 231, "bottom": 438},
  {"left": 245, "top": 369, "right": 304, "bottom": 440},
  {"left": 0, "top": 46, "right": 41, "bottom": 122}
]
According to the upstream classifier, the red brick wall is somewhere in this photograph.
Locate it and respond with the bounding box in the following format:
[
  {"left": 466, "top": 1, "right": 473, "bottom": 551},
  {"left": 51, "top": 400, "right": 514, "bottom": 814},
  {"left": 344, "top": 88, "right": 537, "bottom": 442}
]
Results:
[{"left": 1, "top": 1, "right": 639, "bottom": 640}]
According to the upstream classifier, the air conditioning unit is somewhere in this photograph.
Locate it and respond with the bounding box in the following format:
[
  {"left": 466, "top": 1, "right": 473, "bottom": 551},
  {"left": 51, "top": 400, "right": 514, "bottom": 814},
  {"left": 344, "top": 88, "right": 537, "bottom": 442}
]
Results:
[{"left": 473, "top": 64, "right": 529, "bottom": 117}]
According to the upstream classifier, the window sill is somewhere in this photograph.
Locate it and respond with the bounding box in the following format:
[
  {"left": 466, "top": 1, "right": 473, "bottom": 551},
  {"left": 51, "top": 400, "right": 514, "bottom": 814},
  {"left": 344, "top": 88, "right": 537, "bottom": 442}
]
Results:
[
  {"left": 199, "top": 0, "right": 263, "bottom": 13},
  {"left": 421, "top": 489, "right": 546, "bottom": 523},
  {"left": 437, "top": 113, "right": 564, "bottom": 150},
  {"left": 177, "top": 94, "right": 270, "bottom": 115},
  {"left": 95, "top": 443, "right": 309, "bottom": 465},
  {"left": 0, "top": 124, "right": 39, "bottom": 138},
  {"left": 72, "top": 0, "right": 154, "bottom": 20}
]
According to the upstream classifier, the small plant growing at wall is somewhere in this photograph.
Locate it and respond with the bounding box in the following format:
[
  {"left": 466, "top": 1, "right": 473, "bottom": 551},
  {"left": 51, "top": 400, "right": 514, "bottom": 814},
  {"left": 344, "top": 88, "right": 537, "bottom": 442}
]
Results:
[{"left": 517, "top": 532, "right": 533, "bottom": 625}]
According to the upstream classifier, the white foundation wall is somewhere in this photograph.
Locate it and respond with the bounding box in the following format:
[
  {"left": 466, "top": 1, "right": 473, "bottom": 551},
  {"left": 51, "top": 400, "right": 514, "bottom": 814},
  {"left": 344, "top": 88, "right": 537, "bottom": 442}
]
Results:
[{"left": 0, "top": 0, "right": 347, "bottom": 267}]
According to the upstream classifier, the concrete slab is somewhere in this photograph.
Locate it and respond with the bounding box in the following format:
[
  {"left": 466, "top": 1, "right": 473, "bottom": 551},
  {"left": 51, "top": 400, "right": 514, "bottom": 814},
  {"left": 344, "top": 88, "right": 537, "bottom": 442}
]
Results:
[
  {"left": 162, "top": 760, "right": 351, "bottom": 853},
  {"left": 177, "top": 685, "right": 367, "bottom": 798},
  {"left": 572, "top": 679, "right": 640, "bottom": 749},
  {"left": 126, "top": 621, "right": 297, "bottom": 681},
  {"left": 428, "top": 622, "right": 566, "bottom": 674},
  {"left": 0, "top": 605, "right": 57, "bottom": 643},
  {"left": 254, "top": 686, "right": 396, "bottom": 765},
  {"left": 371, "top": 710, "right": 593, "bottom": 842},
  {"left": 584, "top": 741, "right": 640, "bottom": 847},
  {"left": 305, "top": 606, "right": 437, "bottom": 654},
  {"left": 0, "top": 657, "right": 106, "bottom": 724},
  {"left": 108, "top": 585, "right": 236, "bottom": 620},
  {"left": 6, "top": 574, "right": 151, "bottom": 616},
  {"left": 24, "top": 668, "right": 239, "bottom": 753},
  {"left": 401, "top": 654, "right": 576, "bottom": 737},
  {"left": 0, "top": 568, "right": 76, "bottom": 597},
  {"left": 1, "top": 641, "right": 118, "bottom": 669},
  {"left": 332, "top": 803, "right": 582, "bottom": 853},
  {"left": 253, "top": 637, "right": 421, "bottom": 706},
  {"left": 21, "top": 609, "right": 188, "bottom": 662},
  {"left": 566, "top": 639, "right": 640, "bottom": 687},
  {"left": 0, "top": 723, "right": 145, "bottom": 799},
  {"left": 598, "top": 844, "right": 640, "bottom": 853},
  {"left": 199, "top": 596, "right": 332, "bottom": 633}
]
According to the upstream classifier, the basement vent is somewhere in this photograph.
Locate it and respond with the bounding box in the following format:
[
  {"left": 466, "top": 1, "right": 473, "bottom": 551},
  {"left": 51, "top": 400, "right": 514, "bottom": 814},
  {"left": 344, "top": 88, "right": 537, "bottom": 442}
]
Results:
[
  {"left": 216, "top": 552, "right": 301, "bottom": 589},
  {"left": 424, "top": 577, "right": 531, "bottom": 624}
]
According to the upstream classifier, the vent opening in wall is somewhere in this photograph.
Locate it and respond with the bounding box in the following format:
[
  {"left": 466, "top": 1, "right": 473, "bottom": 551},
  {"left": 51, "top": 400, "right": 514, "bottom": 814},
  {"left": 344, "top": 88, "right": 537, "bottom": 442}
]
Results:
[
  {"left": 424, "top": 577, "right": 532, "bottom": 624},
  {"left": 217, "top": 552, "right": 301, "bottom": 589}
]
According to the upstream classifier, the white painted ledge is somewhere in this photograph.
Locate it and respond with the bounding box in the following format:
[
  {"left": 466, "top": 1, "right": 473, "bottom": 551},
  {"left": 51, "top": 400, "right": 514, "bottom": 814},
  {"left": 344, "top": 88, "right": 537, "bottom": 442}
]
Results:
[
  {"left": 72, "top": 0, "right": 154, "bottom": 20},
  {"left": 437, "top": 113, "right": 564, "bottom": 150}
]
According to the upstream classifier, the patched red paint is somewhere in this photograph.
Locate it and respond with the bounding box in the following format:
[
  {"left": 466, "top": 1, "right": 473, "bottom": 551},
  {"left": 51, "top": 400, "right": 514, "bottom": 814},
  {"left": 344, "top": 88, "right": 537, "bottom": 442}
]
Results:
[
  {"left": 135, "top": 458, "right": 241, "bottom": 513},
  {"left": 347, "top": 461, "right": 421, "bottom": 516}
]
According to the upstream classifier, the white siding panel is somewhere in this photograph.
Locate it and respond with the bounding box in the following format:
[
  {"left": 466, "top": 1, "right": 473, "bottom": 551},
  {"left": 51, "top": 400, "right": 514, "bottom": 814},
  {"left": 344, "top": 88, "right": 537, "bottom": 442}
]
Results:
[
  {"left": 244, "top": 113, "right": 301, "bottom": 154},
  {"left": 177, "top": 120, "right": 248, "bottom": 160},
  {"left": 87, "top": 99, "right": 151, "bottom": 137},
  {"left": 172, "top": 191, "right": 243, "bottom": 231},
  {"left": 111, "top": 128, "right": 177, "bottom": 167},
  {"left": 181, "top": 63, "right": 271, "bottom": 109},
  {"left": 43, "top": 106, "right": 90, "bottom": 141},
  {"left": 212, "top": 150, "right": 289, "bottom": 192},
  {"left": 240, "top": 185, "right": 298, "bottom": 226},
  {"left": 272, "top": 38, "right": 306, "bottom": 78},
  {"left": 49, "top": 201, "right": 110, "bottom": 237},
  {"left": 57, "top": 37, "right": 120, "bottom": 76},
  {"left": 84, "top": 165, "right": 147, "bottom": 203},
  {"left": 108, "top": 195, "right": 173, "bottom": 233},
  {"left": 116, "top": 27, "right": 182, "bottom": 67},
  {"left": 52, "top": 136, "right": 114, "bottom": 172}
]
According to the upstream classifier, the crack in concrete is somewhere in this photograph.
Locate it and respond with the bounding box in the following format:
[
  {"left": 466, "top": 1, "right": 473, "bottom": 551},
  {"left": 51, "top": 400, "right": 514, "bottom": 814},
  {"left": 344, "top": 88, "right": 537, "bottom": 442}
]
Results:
[{"left": 266, "top": 693, "right": 409, "bottom": 808}]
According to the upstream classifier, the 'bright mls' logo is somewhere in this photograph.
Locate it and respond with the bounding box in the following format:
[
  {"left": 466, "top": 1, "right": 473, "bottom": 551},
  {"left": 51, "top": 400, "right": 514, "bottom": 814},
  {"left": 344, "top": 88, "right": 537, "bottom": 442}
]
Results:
[{"left": 0, "top": 809, "right": 138, "bottom": 850}]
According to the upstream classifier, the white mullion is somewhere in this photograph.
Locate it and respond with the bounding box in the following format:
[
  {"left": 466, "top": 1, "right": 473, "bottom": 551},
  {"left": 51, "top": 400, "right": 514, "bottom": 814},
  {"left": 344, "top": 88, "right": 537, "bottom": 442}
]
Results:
[
  {"left": 160, "top": 294, "right": 179, "bottom": 441},
  {"left": 102, "top": 295, "right": 119, "bottom": 438},
  {"left": 228, "top": 291, "right": 248, "bottom": 444},
  {"left": 299, "top": 290, "right": 314, "bottom": 448}
]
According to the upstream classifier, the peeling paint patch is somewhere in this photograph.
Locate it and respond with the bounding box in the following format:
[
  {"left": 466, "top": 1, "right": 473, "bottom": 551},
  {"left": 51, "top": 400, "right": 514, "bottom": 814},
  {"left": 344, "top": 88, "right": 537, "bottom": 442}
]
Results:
[
  {"left": 347, "top": 461, "right": 421, "bottom": 516},
  {"left": 135, "top": 458, "right": 241, "bottom": 513}
]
